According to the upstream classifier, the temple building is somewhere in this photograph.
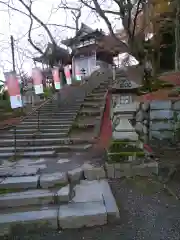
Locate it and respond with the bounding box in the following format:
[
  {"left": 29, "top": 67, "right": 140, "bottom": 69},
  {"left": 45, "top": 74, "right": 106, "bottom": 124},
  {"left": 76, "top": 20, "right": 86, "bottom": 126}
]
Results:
[{"left": 62, "top": 23, "right": 127, "bottom": 78}]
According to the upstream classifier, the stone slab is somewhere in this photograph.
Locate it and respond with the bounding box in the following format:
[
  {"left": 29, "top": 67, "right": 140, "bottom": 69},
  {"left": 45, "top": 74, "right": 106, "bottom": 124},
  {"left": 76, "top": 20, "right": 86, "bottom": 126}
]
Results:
[
  {"left": 113, "top": 102, "right": 139, "bottom": 113},
  {"left": 72, "top": 183, "right": 103, "bottom": 203},
  {"left": 68, "top": 167, "right": 83, "bottom": 182},
  {"left": 150, "top": 100, "right": 171, "bottom": 110},
  {"left": 83, "top": 164, "right": 106, "bottom": 180},
  {"left": 150, "top": 130, "right": 173, "bottom": 140},
  {"left": 150, "top": 110, "right": 173, "bottom": 120},
  {"left": 105, "top": 163, "right": 115, "bottom": 178},
  {"left": 59, "top": 201, "right": 107, "bottom": 229},
  {"left": 0, "top": 189, "right": 54, "bottom": 208},
  {"left": 150, "top": 121, "right": 174, "bottom": 131},
  {"left": 112, "top": 118, "right": 135, "bottom": 132},
  {"left": 57, "top": 185, "right": 70, "bottom": 203},
  {"left": 100, "top": 180, "right": 120, "bottom": 222},
  {"left": 0, "top": 207, "right": 58, "bottom": 236},
  {"left": 173, "top": 100, "right": 180, "bottom": 110},
  {"left": 112, "top": 131, "right": 138, "bottom": 141},
  {"left": 40, "top": 172, "right": 68, "bottom": 188},
  {"left": 0, "top": 175, "right": 39, "bottom": 190}
]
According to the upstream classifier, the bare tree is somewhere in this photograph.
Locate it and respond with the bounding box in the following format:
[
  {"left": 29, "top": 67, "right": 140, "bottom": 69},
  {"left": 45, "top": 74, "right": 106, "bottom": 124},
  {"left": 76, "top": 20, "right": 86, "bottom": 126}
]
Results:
[
  {"left": 0, "top": 0, "right": 83, "bottom": 57},
  {"left": 79, "top": 0, "right": 148, "bottom": 63}
]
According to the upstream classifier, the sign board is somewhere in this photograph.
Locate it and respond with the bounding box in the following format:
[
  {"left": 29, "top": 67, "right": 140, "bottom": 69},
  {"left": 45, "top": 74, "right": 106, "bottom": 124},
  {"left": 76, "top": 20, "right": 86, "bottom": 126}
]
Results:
[
  {"left": 32, "top": 68, "right": 44, "bottom": 94},
  {"left": 6, "top": 72, "right": 22, "bottom": 109},
  {"left": 52, "top": 67, "right": 61, "bottom": 90},
  {"left": 64, "top": 66, "right": 72, "bottom": 85}
]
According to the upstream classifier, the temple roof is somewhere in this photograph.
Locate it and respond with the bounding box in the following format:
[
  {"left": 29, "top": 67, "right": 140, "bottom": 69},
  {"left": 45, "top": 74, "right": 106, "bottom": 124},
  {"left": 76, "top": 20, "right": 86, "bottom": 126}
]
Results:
[
  {"left": 33, "top": 43, "right": 71, "bottom": 65},
  {"left": 62, "top": 23, "right": 128, "bottom": 55}
]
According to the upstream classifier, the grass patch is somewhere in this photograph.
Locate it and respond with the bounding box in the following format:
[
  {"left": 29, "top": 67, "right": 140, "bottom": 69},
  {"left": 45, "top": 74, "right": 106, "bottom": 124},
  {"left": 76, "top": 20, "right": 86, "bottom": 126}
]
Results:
[{"left": 108, "top": 152, "right": 145, "bottom": 163}]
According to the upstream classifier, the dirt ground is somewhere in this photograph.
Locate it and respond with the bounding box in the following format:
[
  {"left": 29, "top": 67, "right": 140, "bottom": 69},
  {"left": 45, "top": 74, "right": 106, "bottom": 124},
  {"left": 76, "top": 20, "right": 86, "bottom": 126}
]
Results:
[{"left": 5, "top": 176, "right": 180, "bottom": 240}]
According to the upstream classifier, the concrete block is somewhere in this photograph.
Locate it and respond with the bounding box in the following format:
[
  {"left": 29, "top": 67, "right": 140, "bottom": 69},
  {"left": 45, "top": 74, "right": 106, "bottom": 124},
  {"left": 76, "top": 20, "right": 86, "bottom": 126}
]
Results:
[
  {"left": 59, "top": 201, "right": 107, "bottom": 229},
  {"left": 57, "top": 185, "right": 70, "bottom": 203},
  {"left": 0, "top": 207, "right": 58, "bottom": 236},
  {"left": 114, "top": 163, "right": 132, "bottom": 178},
  {"left": 173, "top": 100, "right": 180, "bottom": 110},
  {"left": 113, "top": 131, "right": 138, "bottom": 141},
  {"left": 150, "top": 121, "right": 174, "bottom": 131},
  {"left": 150, "top": 130, "right": 173, "bottom": 140},
  {"left": 150, "top": 110, "right": 173, "bottom": 120},
  {"left": 105, "top": 163, "right": 114, "bottom": 178},
  {"left": 83, "top": 164, "right": 106, "bottom": 180},
  {"left": 0, "top": 175, "right": 39, "bottom": 190},
  {"left": 132, "top": 161, "right": 158, "bottom": 176},
  {"left": 40, "top": 172, "right": 68, "bottom": 188},
  {"left": 150, "top": 100, "right": 171, "bottom": 110},
  {"left": 100, "top": 180, "right": 120, "bottom": 222},
  {"left": 0, "top": 189, "right": 54, "bottom": 208},
  {"left": 72, "top": 183, "right": 103, "bottom": 203},
  {"left": 68, "top": 167, "right": 83, "bottom": 182}
]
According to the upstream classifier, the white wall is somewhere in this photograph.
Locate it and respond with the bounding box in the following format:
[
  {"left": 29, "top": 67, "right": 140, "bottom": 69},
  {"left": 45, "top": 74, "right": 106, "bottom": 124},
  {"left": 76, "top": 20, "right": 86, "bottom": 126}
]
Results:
[{"left": 73, "top": 53, "right": 96, "bottom": 77}]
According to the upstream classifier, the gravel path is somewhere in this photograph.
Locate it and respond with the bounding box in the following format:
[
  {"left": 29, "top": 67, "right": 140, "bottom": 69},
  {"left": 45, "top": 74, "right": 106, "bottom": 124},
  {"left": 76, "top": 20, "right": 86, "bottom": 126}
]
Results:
[{"left": 5, "top": 177, "right": 180, "bottom": 240}]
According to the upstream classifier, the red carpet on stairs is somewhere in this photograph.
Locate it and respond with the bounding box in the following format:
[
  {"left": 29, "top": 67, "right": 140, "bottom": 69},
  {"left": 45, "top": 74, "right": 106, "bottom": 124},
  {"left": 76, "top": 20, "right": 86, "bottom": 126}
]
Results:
[{"left": 96, "top": 92, "right": 112, "bottom": 149}]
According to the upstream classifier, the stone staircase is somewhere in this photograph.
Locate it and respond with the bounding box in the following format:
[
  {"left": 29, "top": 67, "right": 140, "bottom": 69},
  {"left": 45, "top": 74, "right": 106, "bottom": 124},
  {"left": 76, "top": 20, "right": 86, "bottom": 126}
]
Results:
[{"left": 0, "top": 71, "right": 120, "bottom": 235}]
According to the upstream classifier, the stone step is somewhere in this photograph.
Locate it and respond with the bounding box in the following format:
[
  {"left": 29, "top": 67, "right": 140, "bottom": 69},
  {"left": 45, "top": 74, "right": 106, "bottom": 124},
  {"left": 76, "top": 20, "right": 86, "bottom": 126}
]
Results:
[
  {"left": 0, "top": 132, "right": 67, "bottom": 139},
  {"left": 0, "top": 150, "right": 56, "bottom": 159},
  {"left": 0, "top": 143, "right": 92, "bottom": 153},
  {"left": 0, "top": 186, "right": 71, "bottom": 209},
  {"left": 15, "top": 124, "right": 71, "bottom": 129},
  {"left": 0, "top": 178, "right": 118, "bottom": 234},
  {"left": 20, "top": 120, "right": 73, "bottom": 125},
  {"left": 0, "top": 137, "right": 94, "bottom": 146},
  {"left": 22, "top": 116, "right": 75, "bottom": 121},
  {"left": 9, "top": 128, "right": 69, "bottom": 133}
]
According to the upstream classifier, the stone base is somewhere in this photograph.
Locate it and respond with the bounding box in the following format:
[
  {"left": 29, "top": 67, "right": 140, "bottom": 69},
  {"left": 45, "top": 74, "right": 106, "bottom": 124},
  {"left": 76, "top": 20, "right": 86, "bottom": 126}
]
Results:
[{"left": 105, "top": 161, "right": 158, "bottom": 179}]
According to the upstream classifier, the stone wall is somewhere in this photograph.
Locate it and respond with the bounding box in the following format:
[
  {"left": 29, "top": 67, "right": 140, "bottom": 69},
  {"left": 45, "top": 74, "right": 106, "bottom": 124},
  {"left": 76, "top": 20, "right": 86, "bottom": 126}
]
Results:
[
  {"left": 135, "top": 102, "right": 149, "bottom": 143},
  {"left": 149, "top": 100, "right": 180, "bottom": 140},
  {"left": 134, "top": 100, "right": 180, "bottom": 141}
]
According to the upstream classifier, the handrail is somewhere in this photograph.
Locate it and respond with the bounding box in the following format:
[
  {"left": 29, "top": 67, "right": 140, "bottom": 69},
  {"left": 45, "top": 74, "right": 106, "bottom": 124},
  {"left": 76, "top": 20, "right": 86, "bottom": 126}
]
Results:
[{"left": 0, "top": 96, "right": 53, "bottom": 132}]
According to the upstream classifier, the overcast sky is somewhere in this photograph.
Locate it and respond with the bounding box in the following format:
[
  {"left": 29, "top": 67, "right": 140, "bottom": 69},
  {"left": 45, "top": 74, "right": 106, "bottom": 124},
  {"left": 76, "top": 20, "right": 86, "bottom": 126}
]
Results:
[{"left": 0, "top": 0, "right": 123, "bottom": 75}]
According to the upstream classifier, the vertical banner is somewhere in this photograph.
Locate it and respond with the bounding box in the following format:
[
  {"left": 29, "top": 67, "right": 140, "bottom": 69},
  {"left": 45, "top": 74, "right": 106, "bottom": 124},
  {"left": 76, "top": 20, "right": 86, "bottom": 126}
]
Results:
[
  {"left": 6, "top": 72, "right": 22, "bottom": 109},
  {"left": 75, "top": 66, "right": 81, "bottom": 81},
  {"left": 64, "top": 65, "right": 72, "bottom": 85},
  {"left": 52, "top": 67, "right": 61, "bottom": 90},
  {"left": 32, "top": 67, "right": 44, "bottom": 94}
]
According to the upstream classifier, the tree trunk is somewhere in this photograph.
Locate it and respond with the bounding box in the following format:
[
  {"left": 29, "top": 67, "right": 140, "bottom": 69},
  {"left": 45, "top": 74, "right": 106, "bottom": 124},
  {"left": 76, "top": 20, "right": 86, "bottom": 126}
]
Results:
[{"left": 175, "top": 0, "right": 180, "bottom": 71}]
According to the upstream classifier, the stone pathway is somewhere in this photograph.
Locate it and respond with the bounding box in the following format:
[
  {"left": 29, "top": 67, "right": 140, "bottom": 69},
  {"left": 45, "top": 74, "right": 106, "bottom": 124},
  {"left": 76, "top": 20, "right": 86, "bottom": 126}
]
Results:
[{"left": 0, "top": 71, "right": 121, "bottom": 235}]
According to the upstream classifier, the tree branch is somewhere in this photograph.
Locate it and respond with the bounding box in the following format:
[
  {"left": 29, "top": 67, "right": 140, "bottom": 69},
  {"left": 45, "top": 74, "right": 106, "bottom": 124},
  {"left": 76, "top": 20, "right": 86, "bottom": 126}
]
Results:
[
  {"left": 28, "top": 3, "right": 43, "bottom": 54},
  {"left": 17, "top": 0, "right": 56, "bottom": 46}
]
